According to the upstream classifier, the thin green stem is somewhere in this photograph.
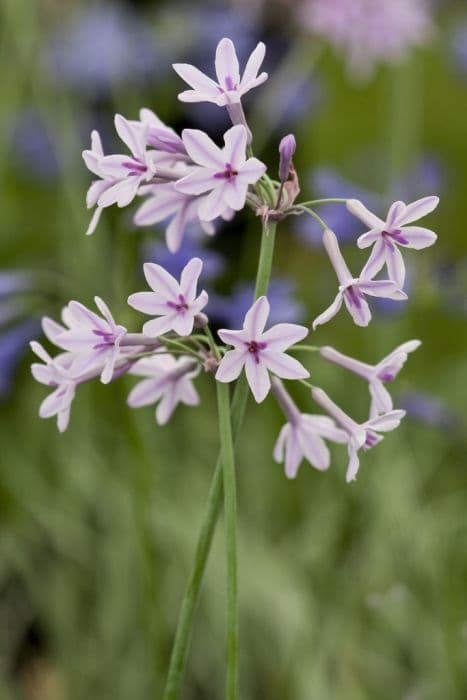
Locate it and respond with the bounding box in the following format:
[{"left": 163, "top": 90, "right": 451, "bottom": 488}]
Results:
[
  {"left": 299, "top": 198, "right": 348, "bottom": 206},
  {"left": 162, "top": 220, "right": 278, "bottom": 700},
  {"left": 161, "top": 337, "right": 202, "bottom": 360},
  {"left": 291, "top": 344, "right": 321, "bottom": 353},
  {"left": 216, "top": 382, "right": 238, "bottom": 700},
  {"left": 297, "top": 206, "right": 328, "bottom": 231}
]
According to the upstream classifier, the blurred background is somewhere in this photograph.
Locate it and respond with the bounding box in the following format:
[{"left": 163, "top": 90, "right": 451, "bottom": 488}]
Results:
[{"left": 1, "top": 0, "right": 466, "bottom": 698}]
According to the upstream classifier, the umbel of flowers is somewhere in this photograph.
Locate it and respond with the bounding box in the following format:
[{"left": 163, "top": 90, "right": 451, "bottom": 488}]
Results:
[{"left": 30, "top": 37, "right": 439, "bottom": 700}]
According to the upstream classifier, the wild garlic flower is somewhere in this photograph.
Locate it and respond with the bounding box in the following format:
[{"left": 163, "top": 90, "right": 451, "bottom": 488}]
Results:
[
  {"left": 271, "top": 377, "right": 347, "bottom": 478},
  {"left": 312, "top": 387, "right": 406, "bottom": 482},
  {"left": 347, "top": 197, "right": 439, "bottom": 287},
  {"left": 173, "top": 38, "right": 268, "bottom": 107},
  {"left": 128, "top": 257, "right": 208, "bottom": 337},
  {"left": 215, "top": 296, "right": 309, "bottom": 403},
  {"left": 82, "top": 115, "right": 158, "bottom": 235},
  {"left": 30, "top": 342, "right": 78, "bottom": 433},
  {"left": 320, "top": 340, "right": 421, "bottom": 416},
  {"left": 43, "top": 297, "right": 127, "bottom": 385},
  {"left": 128, "top": 354, "right": 200, "bottom": 425},
  {"left": 176, "top": 125, "right": 266, "bottom": 221},
  {"left": 313, "top": 228, "right": 407, "bottom": 329}
]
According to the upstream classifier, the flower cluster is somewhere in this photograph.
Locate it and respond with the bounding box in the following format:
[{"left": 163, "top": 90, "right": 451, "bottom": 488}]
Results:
[{"left": 30, "top": 37, "right": 439, "bottom": 484}]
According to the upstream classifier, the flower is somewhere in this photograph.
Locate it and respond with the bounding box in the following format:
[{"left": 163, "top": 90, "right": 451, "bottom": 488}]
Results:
[
  {"left": 82, "top": 115, "right": 157, "bottom": 235},
  {"left": 45, "top": 296, "right": 127, "bottom": 384},
  {"left": 134, "top": 184, "right": 216, "bottom": 253},
  {"left": 312, "top": 387, "right": 406, "bottom": 482},
  {"left": 215, "top": 296, "right": 309, "bottom": 403},
  {"left": 312, "top": 228, "right": 407, "bottom": 329},
  {"left": 30, "top": 342, "right": 78, "bottom": 433},
  {"left": 299, "top": 0, "right": 434, "bottom": 80},
  {"left": 347, "top": 196, "right": 439, "bottom": 287},
  {"left": 175, "top": 125, "right": 266, "bottom": 221},
  {"left": 278, "top": 134, "right": 296, "bottom": 183},
  {"left": 128, "top": 257, "right": 208, "bottom": 337},
  {"left": 127, "top": 353, "right": 200, "bottom": 425},
  {"left": 271, "top": 377, "right": 347, "bottom": 477},
  {"left": 173, "top": 37, "right": 268, "bottom": 106},
  {"left": 320, "top": 340, "right": 421, "bottom": 416}
]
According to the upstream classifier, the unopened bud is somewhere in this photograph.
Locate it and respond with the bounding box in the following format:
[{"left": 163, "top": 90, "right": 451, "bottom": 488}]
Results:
[
  {"left": 278, "top": 134, "right": 296, "bottom": 183},
  {"left": 194, "top": 312, "right": 209, "bottom": 328}
]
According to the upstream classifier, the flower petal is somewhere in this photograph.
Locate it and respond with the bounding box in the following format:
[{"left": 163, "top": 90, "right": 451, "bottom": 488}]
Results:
[
  {"left": 284, "top": 427, "right": 303, "bottom": 478},
  {"left": 343, "top": 289, "right": 371, "bottom": 327},
  {"left": 386, "top": 200, "right": 406, "bottom": 228},
  {"left": 346, "top": 199, "right": 385, "bottom": 229},
  {"left": 261, "top": 323, "right": 308, "bottom": 351},
  {"left": 114, "top": 114, "right": 146, "bottom": 159},
  {"left": 243, "top": 296, "right": 269, "bottom": 337},
  {"left": 143, "top": 315, "right": 177, "bottom": 337},
  {"left": 360, "top": 238, "right": 386, "bottom": 280},
  {"left": 198, "top": 185, "right": 229, "bottom": 221},
  {"left": 385, "top": 241, "right": 406, "bottom": 288},
  {"left": 216, "top": 349, "right": 246, "bottom": 383},
  {"left": 217, "top": 328, "right": 249, "bottom": 347},
  {"left": 143, "top": 263, "right": 179, "bottom": 299},
  {"left": 346, "top": 441, "right": 360, "bottom": 483},
  {"left": 241, "top": 42, "right": 266, "bottom": 86},
  {"left": 245, "top": 354, "right": 271, "bottom": 403},
  {"left": 175, "top": 167, "right": 217, "bottom": 196},
  {"left": 261, "top": 350, "right": 309, "bottom": 380},
  {"left": 273, "top": 424, "right": 289, "bottom": 466},
  {"left": 180, "top": 258, "right": 202, "bottom": 302},
  {"left": 365, "top": 410, "right": 406, "bottom": 433},
  {"left": 127, "top": 292, "right": 170, "bottom": 316},
  {"left": 173, "top": 63, "right": 220, "bottom": 101},
  {"left": 397, "top": 196, "right": 439, "bottom": 226},
  {"left": 236, "top": 157, "right": 267, "bottom": 185},
  {"left": 223, "top": 125, "right": 247, "bottom": 169},
  {"left": 357, "top": 280, "right": 407, "bottom": 300},
  {"left": 215, "top": 38, "right": 240, "bottom": 89},
  {"left": 182, "top": 129, "right": 224, "bottom": 169},
  {"left": 312, "top": 291, "right": 343, "bottom": 330},
  {"left": 223, "top": 180, "right": 248, "bottom": 211},
  {"left": 398, "top": 226, "right": 438, "bottom": 250}
]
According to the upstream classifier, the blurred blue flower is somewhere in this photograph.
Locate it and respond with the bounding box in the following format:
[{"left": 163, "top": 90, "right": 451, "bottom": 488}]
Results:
[
  {"left": 450, "top": 19, "right": 467, "bottom": 76},
  {"left": 0, "top": 270, "right": 33, "bottom": 297},
  {"left": 47, "top": 3, "right": 162, "bottom": 93},
  {"left": 208, "top": 278, "right": 306, "bottom": 328},
  {"left": 11, "top": 109, "right": 60, "bottom": 182},
  {"left": 0, "top": 319, "right": 40, "bottom": 398},
  {"left": 398, "top": 391, "right": 458, "bottom": 430},
  {"left": 144, "top": 239, "right": 225, "bottom": 283},
  {"left": 435, "top": 259, "right": 467, "bottom": 317}
]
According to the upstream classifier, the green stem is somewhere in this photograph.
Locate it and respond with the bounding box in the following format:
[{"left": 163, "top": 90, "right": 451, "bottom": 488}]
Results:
[
  {"left": 299, "top": 198, "right": 348, "bottom": 206},
  {"left": 162, "top": 220, "right": 277, "bottom": 700},
  {"left": 298, "top": 206, "right": 328, "bottom": 231},
  {"left": 216, "top": 382, "right": 238, "bottom": 700},
  {"left": 291, "top": 344, "right": 320, "bottom": 353}
]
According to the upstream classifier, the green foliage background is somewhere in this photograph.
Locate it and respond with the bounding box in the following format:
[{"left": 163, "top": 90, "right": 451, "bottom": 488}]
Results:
[{"left": 0, "top": 1, "right": 466, "bottom": 699}]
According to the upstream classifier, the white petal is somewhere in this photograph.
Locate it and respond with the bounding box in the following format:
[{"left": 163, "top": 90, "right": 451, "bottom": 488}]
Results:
[
  {"left": 385, "top": 241, "right": 406, "bottom": 288},
  {"left": 397, "top": 196, "right": 439, "bottom": 226},
  {"left": 243, "top": 296, "right": 269, "bottom": 337},
  {"left": 216, "top": 349, "right": 246, "bottom": 383},
  {"left": 346, "top": 442, "right": 360, "bottom": 482},
  {"left": 369, "top": 380, "right": 393, "bottom": 414},
  {"left": 223, "top": 180, "right": 248, "bottom": 211},
  {"left": 261, "top": 323, "right": 308, "bottom": 351},
  {"left": 223, "top": 125, "right": 247, "bottom": 169},
  {"left": 312, "top": 292, "right": 343, "bottom": 330},
  {"left": 284, "top": 428, "right": 303, "bottom": 478},
  {"left": 346, "top": 199, "right": 385, "bottom": 229},
  {"left": 127, "top": 292, "right": 170, "bottom": 316},
  {"left": 181, "top": 129, "right": 224, "bottom": 169},
  {"left": 360, "top": 239, "right": 386, "bottom": 280},
  {"left": 343, "top": 290, "right": 371, "bottom": 327},
  {"left": 175, "top": 167, "right": 218, "bottom": 196},
  {"left": 262, "top": 350, "right": 309, "bottom": 380},
  {"left": 198, "top": 185, "right": 228, "bottom": 221},
  {"left": 241, "top": 42, "right": 266, "bottom": 86},
  {"left": 114, "top": 114, "right": 146, "bottom": 159},
  {"left": 143, "top": 315, "right": 177, "bottom": 337},
  {"left": 236, "top": 157, "right": 266, "bottom": 185},
  {"left": 245, "top": 355, "right": 271, "bottom": 403},
  {"left": 386, "top": 200, "right": 406, "bottom": 228},
  {"left": 273, "top": 424, "right": 289, "bottom": 466},
  {"left": 128, "top": 377, "right": 167, "bottom": 407},
  {"left": 180, "top": 258, "right": 202, "bottom": 302},
  {"left": 215, "top": 38, "right": 240, "bottom": 88},
  {"left": 398, "top": 226, "right": 438, "bottom": 250},
  {"left": 173, "top": 63, "right": 220, "bottom": 101},
  {"left": 143, "top": 263, "right": 179, "bottom": 299},
  {"left": 365, "top": 410, "right": 406, "bottom": 433}
]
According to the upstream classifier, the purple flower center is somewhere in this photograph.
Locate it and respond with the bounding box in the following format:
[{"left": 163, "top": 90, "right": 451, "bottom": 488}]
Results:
[
  {"left": 364, "top": 431, "right": 379, "bottom": 449},
  {"left": 246, "top": 339, "right": 267, "bottom": 364},
  {"left": 122, "top": 158, "right": 147, "bottom": 177},
  {"left": 92, "top": 328, "right": 116, "bottom": 349},
  {"left": 218, "top": 76, "right": 237, "bottom": 92},
  {"left": 344, "top": 285, "right": 362, "bottom": 309},
  {"left": 214, "top": 162, "right": 238, "bottom": 181},
  {"left": 382, "top": 229, "right": 409, "bottom": 246},
  {"left": 378, "top": 370, "right": 396, "bottom": 382},
  {"left": 166, "top": 294, "right": 189, "bottom": 313}
]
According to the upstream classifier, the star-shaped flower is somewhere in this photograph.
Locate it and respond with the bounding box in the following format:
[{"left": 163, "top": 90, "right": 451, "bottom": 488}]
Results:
[
  {"left": 347, "top": 196, "right": 439, "bottom": 287},
  {"left": 45, "top": 297, "right": 127, "bottom": 384},
  {"left": 320, "top": 340, "right": 421, "bottom": 416},
  {"left": 271, "top": 377, "right": 347, "bottom": 478},
  {"left": 127, "top": 353, "right": 200, "bottom": 425},
  {"left": 312, "top": 387, "right": 406, "bottom": 482},
  {"left": 173, "top": 37, "right": 268, "bottom": 106},
  {"left": 215, "top": 296, "right": 309, "bottom": 403},
  {"left": 30, "top": 342, "right": 78, "bottom": 433},
  {"left": 128, "top": 257, "right": 208, "bottom": 337},
  {"left": 312, "top": 228, "right": 407, "bottom": 329},
  {"left": 175, "top": 125, "right": 266, "bottom": 221}
]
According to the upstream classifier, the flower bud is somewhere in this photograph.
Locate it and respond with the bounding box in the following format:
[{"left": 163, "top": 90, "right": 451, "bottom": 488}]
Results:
[{"left": 278, "top": 134, "right": 296, "bottom": 183}]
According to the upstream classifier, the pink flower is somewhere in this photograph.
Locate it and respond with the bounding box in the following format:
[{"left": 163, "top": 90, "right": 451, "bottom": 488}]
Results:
[
  {"left": 30, "top": 342, "right": 77, "bottom": 433},
  {"left": 312, "top": 387, "right": 406, "bottom": 482},
  {"left": 215, "top": 296, "right": 309, "bottom": 403},
  {"left": 45, "top": 297, "right": 127, "bottom": 385},
  {"left": 134, "top": 183, "right": 226, "bottom": 253},
  {"left": 175, "top": 125, "right": 266, "bottom": 221},
  {"left": 320, "top": 340, "right": 421, "bottom": 416},
  {"left": 128, "top": 257, "right": 208, "bottom": 337},
  {"left": 312, "top": 228, "right": 407, "bottom": 329},
  {"left": 173, "top": 37, "right": 268, "bottom": 107},
  {"left": 271, "top": 377, "right": 347, "bottom": 477},
  {"left": 127, "top": 353, "right": 200, "bottom": 425},
  {"left": 82, "top": 114, "right": 157, "bottom": 235},
  {"left": 347, "top": 197, "right": 439, "bottom": 287}
]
